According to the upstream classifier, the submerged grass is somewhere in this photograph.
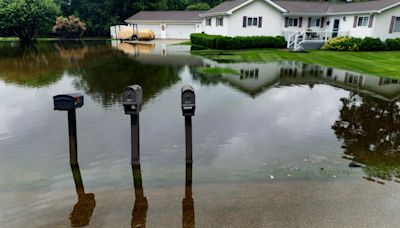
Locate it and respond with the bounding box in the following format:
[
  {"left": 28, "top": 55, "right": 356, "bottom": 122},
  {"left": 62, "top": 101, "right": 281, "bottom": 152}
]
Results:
[
  {"left": 196, "top": 67, "right": 239, "bottom": 76},
  {"left": 192, "top": 48, "right": 400, "bottom": 78}
]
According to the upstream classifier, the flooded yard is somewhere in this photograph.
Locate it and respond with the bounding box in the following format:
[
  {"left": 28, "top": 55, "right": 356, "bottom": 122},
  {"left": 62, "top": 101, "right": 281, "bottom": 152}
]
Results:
[{"left": 1, "top": 41, "right": 400, "bottom": 227}]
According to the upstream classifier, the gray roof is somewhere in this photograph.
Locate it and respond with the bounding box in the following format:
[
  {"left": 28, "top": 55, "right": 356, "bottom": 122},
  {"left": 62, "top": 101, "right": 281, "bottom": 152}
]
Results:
[
  {"left": 273, "top": 1, "right": 333, "bottom": 14},
  {"left": 202, "top": 0, "right": 400, "bottom": 16},
  {"left": 126, "top": 11, "right": 205, "bottom": 22},
  {"left": 328, "top": 0, "right": 400, "bottom": 13},
  {"left": 202, "top": 0, "right": 249, "bottom": 15}
]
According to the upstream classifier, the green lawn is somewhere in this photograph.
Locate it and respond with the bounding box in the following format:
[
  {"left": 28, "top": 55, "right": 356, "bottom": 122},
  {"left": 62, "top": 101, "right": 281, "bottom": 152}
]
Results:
[
  {"left": 196, "top": 67, "right": 239, "bottom": 76},
  {"left": 192, "top": 48, "right": 400, "bottom": 78}
]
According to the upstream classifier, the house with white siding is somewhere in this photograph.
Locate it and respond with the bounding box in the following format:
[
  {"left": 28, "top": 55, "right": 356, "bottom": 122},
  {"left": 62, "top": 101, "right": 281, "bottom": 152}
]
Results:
[
  {"left": 200, "top": 0, "right": 400, "bottom": 50},
  {"left": 125, "top": 0, "right": 400, "bottom": 49}
]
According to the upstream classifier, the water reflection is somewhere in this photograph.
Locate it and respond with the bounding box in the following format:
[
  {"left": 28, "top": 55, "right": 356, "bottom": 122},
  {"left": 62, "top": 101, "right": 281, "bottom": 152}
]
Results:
[
  {"left": 54, "top": 41, "right": 89, "bottom": 61},
  {"left": 118, "top": 43, "right": 156, "bottom": 56},
  {"left": 71, "top": 55, "right": 181, "bottom": 107},
  {"left": 0, "top": 42, "right": 64, "bottom": 87},
  {"left": 131, "top": 164, "right": 148, "bottom": 228},
  {"left": 70, "top": 165, "right": 96, "bottom": 227},
  {"left": 182, "top": 164, "right": 195, "bottom": 228},
  {"left": 197, "top": 59, "right": 400, "bottom": 101},
  {"left": 333, "top": 93, "right": 400, "bottom": 183}
]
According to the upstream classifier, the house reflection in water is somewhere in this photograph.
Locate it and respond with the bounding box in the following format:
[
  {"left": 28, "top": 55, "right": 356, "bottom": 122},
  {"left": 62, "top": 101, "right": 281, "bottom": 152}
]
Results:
[
  {"left": 69, "top": 165, "right": 96, "bottom": 227},
  {"left": 200, "top": 59, "right": 400, "bottom": 101},
  {"left": 198, "top": 59, "right": 400, "bottom": 184}
]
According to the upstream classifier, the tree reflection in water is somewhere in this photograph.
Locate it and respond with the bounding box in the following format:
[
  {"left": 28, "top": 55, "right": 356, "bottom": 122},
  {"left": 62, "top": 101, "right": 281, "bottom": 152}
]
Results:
[
  {"left": 69, "top": 165, "right": 96, "bottom": 227},
  {"left": 332, "top": 93, "right": 400, "bottom": 183},
  {"left": 132, "top": 164, "right": 148, "bottom": 228}
]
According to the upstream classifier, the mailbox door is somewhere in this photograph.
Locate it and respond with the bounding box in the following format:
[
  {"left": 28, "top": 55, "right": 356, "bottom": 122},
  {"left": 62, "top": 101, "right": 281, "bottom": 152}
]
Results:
[
  {"left": 123, "top": 89, "right": 137, "bottom": 105},
  {"left": 182, "top": 91, "right": 195, "bottom": 106},
  {"left": 54, "top": 96, "right": 75, "bottom": 110}
]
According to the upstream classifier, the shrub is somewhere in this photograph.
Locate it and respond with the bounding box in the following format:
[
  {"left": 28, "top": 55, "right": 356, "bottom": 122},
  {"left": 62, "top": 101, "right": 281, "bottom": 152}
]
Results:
[
  {"left": 52, "top": 16, "right": 87, "bottom": 39},
  {"left": 386, "top": 38, "right": 400, "bottom": 51},
  {"left": 321, "top": 37, "right": 362, "bottom": 51},
  {"left": 190, "top": 33, "right": 286, "bottom": 49},
  {"left": 359, "top": 37, "right": 386, "bottom": 51}
]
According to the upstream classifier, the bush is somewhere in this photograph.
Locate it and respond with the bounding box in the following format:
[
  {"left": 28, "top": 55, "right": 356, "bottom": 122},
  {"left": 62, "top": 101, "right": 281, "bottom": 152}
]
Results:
[
  {"left": 52, "top": 16, "right": 87, "bottom": 39},
  {"left": 321, "top": 37, "right": 362, "bottom": 51},
  {"left": 359, "top": 37, "right": 386, "bottom": 51},
  {"left": 190, "top": 33, "right": 286, "bottom": 49},
  {"left": 386, "top": 38, "right": 400, "bottom": 50}
]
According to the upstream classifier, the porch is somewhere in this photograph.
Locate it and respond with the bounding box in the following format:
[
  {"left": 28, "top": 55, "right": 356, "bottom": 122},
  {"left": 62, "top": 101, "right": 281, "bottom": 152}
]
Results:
[{"left": 284, "top": 31, "right": 350, "bottom": 52}]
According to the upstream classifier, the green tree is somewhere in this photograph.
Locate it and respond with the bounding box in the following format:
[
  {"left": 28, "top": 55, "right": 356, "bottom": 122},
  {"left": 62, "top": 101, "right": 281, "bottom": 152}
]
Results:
[
  {"left": 0, "top": 0, "right": 60, "bottom": 43},
  {"left": 186, "top": 3, "right": 210, "bottom": 11}
]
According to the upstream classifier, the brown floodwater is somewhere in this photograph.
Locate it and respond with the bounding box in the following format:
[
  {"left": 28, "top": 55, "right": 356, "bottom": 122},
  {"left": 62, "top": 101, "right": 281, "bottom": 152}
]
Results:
[{"left": 1, "top": 40, "right": 400, "bottom": 227}]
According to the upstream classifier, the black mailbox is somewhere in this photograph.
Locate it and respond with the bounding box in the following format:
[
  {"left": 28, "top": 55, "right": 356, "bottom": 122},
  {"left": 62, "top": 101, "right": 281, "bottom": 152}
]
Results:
[
  {"left": 53, "top": 93, "right": 84, "bottom": 111},
  {"left": 122, "top": 85, "right": 143, "bottom": 115},
  {"left": 181, "top": 85, "right": 196, "bottom": 116}
]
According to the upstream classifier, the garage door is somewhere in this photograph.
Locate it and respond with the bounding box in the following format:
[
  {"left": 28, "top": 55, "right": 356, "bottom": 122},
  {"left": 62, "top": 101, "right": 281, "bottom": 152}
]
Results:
[
  {"left": 166, "top": 24, "right": 196, "bottom": 39},
  {"left": 137, "top": 24, "right": 161, "bottom": 39}
]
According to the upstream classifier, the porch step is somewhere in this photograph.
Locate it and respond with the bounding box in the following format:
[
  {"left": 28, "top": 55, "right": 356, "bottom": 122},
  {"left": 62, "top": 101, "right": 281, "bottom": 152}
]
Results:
[
  {"left": 288, "top": 41, "right": 325, "bottom": 52},
  {"left": 302, "top": 42, "right": 325, "bottom": 50}
]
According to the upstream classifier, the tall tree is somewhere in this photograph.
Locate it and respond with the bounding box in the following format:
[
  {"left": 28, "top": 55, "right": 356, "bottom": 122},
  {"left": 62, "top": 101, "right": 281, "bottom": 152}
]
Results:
[{"left": 0, "top": 0, "right": 60, "bottom": 42}]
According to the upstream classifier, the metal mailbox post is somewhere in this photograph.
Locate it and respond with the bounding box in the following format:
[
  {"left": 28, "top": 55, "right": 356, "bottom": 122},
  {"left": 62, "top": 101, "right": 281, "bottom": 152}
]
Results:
[
  {"left": 181, "top": 85, "right": 196, "bottom": 164},
  {"left": 122, "top": 85, "right": 143, "bottom": 165},
  {"left": 53, "top": 93, "right": 84, "bottom": 166}
]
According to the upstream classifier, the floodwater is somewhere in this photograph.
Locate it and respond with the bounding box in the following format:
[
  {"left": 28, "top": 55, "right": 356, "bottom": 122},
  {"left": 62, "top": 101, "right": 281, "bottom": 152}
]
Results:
[{"left": 1, "top": 40, "right": 400, "bottom": 227}]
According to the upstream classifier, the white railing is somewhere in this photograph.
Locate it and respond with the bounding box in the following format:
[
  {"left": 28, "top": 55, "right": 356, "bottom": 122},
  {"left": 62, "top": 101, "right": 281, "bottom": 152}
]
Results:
[{"left": 286, "top": 30, "right": 350, "bottom": 50}]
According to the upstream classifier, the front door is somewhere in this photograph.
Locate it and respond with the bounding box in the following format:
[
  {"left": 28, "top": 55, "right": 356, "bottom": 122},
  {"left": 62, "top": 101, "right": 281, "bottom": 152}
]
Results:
[
  {"left": 160, "top": 24, "right": 167, "bottom": 39},
  {"left": 332, "top": 19, "right": 340, "bottom": 38}
]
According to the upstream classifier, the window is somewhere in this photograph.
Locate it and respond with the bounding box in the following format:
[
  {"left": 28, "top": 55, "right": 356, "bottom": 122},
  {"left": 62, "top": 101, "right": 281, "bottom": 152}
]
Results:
[
  {"left": 346, "top": 73, "right": 363, "bottom": 85},
  {"left": 381, "top": 77, "right": 400, "bottom": 85},
  {"left": 288, "top": 18, "right": 299, "bottom": 27},
  {"left": 216, "top": 17, "right": 223, "bottom": 26},
  {"left": 310, "top": 17, "right": 321, "bottom": 27},
  {"left": 357, "top": 16, "right": 369, "bottom": 27},
  {"left": 240, "top": 69, "right": 259, "bottom": 80},
  {"left": 395, "top": 17, "right": 400, "bottom": 32},
  {"left": 206, "top": 18, "right": 212, "bottom": 26},
  {"left": 247, "top": 17, "right": 258, "bottom": 26}
]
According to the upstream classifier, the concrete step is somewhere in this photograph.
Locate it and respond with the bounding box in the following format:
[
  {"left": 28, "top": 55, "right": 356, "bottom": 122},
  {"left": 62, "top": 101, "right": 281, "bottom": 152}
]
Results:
[{"left": 301, "top": 42, "right": 325, "bottom": 50}]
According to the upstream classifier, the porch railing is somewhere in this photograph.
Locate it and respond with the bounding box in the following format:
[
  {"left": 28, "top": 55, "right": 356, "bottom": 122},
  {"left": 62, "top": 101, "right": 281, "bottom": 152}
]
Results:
[{"left": 286, "top": 31, "right": 350, "bottom": 50}]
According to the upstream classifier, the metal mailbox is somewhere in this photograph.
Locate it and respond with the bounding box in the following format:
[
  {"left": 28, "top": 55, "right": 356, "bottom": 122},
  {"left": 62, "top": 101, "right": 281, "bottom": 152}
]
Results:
[
  {"left": 53, "top": 94, "right": 84, "bottom": 111},
  {"left": 122, "top": 85, "right": 143, "bottom": 115},
  {"left": 181, "top": 85, "right": 196, "bottom": 117}
]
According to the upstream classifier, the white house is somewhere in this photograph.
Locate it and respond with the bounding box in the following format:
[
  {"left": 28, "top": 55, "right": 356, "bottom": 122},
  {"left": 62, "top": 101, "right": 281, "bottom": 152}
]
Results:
[
  {"left": 200, "top": 0, "right": 400, "bottom": 39},
  {"left": 125, "top": 0, "right": 400, "bottom": 48},
  {"left": 125, "top": 11, "right": 205, "bottom": 39}
]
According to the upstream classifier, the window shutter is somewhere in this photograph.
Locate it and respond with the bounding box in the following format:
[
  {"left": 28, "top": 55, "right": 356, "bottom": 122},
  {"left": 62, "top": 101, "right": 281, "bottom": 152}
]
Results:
[
  {"left": 389, "top": 16, "right": 395, "bottom": 33},
  {"left": 353, "top": 16, "right": 358, "bottom": 28},
  {"left": 368, "top": 15, "right": 374, "bottom": 28},
  {"left": 243, "top": 16, "right": 247, "bottom": 27},
  {"left": 320, "top": 17, "right": 325, "bottom": 28},
  {"left": 299, "top": 17, "right": 303, "bottom": 28},
  {"left": 258, "top": 17, "right": 262, "bottom": 28},
  {"left": 308, "top": 18, "right": 311, "bottom": 27},
  {"left": 285, "top": 17, "right": 288, "bottom": 27},
  {"left": 221, "top": 18, "right": 223, "bottom": 26}
]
